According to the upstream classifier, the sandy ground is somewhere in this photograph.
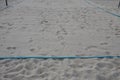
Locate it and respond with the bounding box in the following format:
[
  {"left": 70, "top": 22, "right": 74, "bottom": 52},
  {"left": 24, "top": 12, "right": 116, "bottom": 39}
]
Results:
[
  {"left": 0, "top": 0, "right": 120, "bottom": 80},
  {"left": 0, "top": 0, "right": 120, "bottom": 56},
  {"left": 0, "top": 0, "right": 24, "bottom": 10},
  {"left": 90, "top": 0, "right": 120, "bottom": 14},
  {"left": 0, "top": 58, "right": 120, "bottom": 80}
]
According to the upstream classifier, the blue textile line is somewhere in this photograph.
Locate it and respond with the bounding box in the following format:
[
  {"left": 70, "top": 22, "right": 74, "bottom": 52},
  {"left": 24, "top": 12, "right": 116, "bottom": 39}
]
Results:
[
  {"left": 0, "top": 56, "right": 120, "bottom": 59},
  {"left": 85, "top": 0, "right": 120, "bottom": 18}
]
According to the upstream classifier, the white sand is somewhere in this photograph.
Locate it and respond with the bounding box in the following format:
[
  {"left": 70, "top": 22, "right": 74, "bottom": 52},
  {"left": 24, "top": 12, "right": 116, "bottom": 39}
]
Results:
[
  {"left": 0, "top": 0, "right": 120, "bottom": 80},
  {"left": 0, "top": 58, "right": 120, "bottom": 80},
  {"left": 0, "top": 0, "right": 120, "bottom": 56}
]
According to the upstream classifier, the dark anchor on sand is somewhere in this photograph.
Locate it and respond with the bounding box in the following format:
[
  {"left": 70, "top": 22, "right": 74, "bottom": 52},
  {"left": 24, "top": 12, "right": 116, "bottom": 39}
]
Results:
[
  {"left": 5, "top": 0, "right": 8, "bottom": 6},
  {"left": 3, "top": 0, "right": 120, "bottom": 8},
  {"left": 118, "top": 0, "right": 120, "bottom": 8}
]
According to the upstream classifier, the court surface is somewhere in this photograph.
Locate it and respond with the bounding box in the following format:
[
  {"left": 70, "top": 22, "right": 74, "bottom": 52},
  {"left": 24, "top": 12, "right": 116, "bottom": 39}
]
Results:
[{"left": 0, "top": 0, "right": 120, "bottom": 57}]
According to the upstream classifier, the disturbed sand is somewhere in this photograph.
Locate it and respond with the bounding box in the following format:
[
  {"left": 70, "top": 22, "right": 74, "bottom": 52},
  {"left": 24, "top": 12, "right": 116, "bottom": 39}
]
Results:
[
  {"left": 0, "top": 0, "right": 120, "bottom": 80},
  {"left": 0, "top": 58, "right": 120, "bottom": 80}
]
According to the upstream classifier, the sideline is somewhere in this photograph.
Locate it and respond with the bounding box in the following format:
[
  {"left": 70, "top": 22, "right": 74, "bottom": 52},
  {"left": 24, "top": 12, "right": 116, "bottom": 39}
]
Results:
[
  {"left": 85, "top": 0, "right": 120, "bottom": 18},
  {"left": 0, "top": 56, "right": 120, "bottom": 59}
]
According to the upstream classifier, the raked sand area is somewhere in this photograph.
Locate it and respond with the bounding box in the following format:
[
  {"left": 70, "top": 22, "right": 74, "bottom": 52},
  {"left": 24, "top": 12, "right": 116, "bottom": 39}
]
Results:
[{"left": 0, "top": 0, "right": 120, "bottom": 80}]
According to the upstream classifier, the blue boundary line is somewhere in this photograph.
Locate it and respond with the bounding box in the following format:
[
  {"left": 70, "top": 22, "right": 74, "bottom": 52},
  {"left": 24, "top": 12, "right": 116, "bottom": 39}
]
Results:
[
  {"left": 0, "top": 56, "right": 120, "bottom": 59},
  {"left": 85, "top": 0, "right": 120, "bottom": 18}
]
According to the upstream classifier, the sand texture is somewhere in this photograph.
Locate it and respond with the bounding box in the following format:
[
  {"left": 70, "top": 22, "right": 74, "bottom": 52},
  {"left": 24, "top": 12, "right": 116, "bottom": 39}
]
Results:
[
  {"left": 0, "top": 58, "right": 120, "bottom": 80},
  {"left": 0, "top": 0, "right": 120, "bottom": 56},
  {"left": 0, "top": 0, "right": 120, "bottom": 80},
  {"left": 90, "top": 0, "right": 120, "bottom": 14}
]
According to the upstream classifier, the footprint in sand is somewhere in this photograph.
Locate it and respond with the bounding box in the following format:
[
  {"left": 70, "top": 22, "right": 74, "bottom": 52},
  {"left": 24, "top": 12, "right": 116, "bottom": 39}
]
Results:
[
  {"left": 24, "top": 62, "right": 36, "bottom": 70},
  {"left": 36, "top": 67, "right": 46, "bottom": 74},
  {"left": 100, "top": 42, "right": 108, "bottom": 45},
  {"left": 85, "top": 46, "right": 98, "bottom": 50},
  {"left": 56, "top": 31, "right": 60, "bottom": 35},
  {"left": 0, "top": 25, "right": 5, "bottom": 29},
  {"left": 95, "top": 62, "right": 114, "bottom": 71},
  {"left": 0, "top": 44, "right": 3, "bottom": 46},
  {"left": 12, "top": 75, "right": 24, "bottom": 80},
  {"left": 61, "top": 41, "right": 66, "bottom": 47},
  {"left": 115, "top": 30, "right": 120, "bottom": 36},
  {"left": 108, "top": 71, "right": 120, "bottom": 80},
  {"left": 108, "top": 20, "right": 114, "bottom": 30},
  {"left": 114, "top": 26, "right": 120, "bottom": 36},
  {"left": 96, "top": 75, "right": 106, "bottom": 80},
  {"left": 6, "top": 47, "right": 16, "bottom": 50},
  {"left": 3, "top": 73, "right": 18, "bottom": 79},
  {"left": 28, "top": 39, "right": 33, "bottom": 43},
  {"left": 10, "top": 52, "right": 15, "bottom": 55},
  {"left": 7, "top": 64, "right": 24, "bottom": 73},
  {"left": 40, "top": 20, "right": 48, "bottom": 24},
  {"left": 106, "top": 36, "right": 111, "bottom": 39},
  {"left": 2, "top": 22, "right": 13, "bottom": 26},
  {"left": 57, "top": 36, "right": 64, "bottom": 41},
  {"left": 57, "top": 25, "right": 68, "bottom": 35},
  {"left": 30, "top": 48, "right": 35, "bottom": 52},
  {"left": 105, "top": 51, "right": 111, "bottom": 55}
]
